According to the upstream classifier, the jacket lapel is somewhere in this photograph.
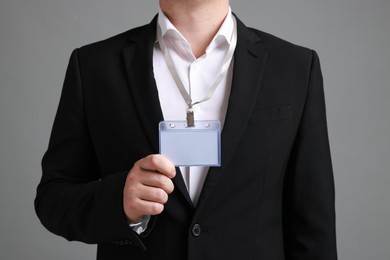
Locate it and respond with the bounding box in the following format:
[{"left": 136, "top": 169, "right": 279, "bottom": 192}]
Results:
[
  {"left": 197, "top": 17, "right": 269, "bottom": 208},
  {"left": 122, "top": 17, "right": 193, "bottom": 206},
  {"left": 122, "top": 18, "right": 162, "bottom": 153}
]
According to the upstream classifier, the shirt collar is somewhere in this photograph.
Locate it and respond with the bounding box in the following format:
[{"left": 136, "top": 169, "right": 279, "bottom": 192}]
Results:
[{"left": 157, "top": 7, "right": 235, "bottom": 51}]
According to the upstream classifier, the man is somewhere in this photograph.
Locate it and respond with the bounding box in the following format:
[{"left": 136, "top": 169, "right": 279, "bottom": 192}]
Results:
[{"left": 35, "top": 0, "right": 338, "bottom": 259}]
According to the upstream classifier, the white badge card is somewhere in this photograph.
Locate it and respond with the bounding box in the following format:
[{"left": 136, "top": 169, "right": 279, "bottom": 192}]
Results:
[{"left": 159, "top": 120, "right": 221, "bottom": 167}]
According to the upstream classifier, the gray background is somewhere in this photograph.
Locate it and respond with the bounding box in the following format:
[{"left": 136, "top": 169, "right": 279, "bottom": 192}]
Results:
[{"left": 0, "top": 0, "right": 389, "bottom": 259}]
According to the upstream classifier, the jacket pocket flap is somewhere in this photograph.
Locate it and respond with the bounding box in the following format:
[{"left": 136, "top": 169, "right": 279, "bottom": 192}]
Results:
[{"left": 250, "top": 105, "right": 293, "bottom": 123}]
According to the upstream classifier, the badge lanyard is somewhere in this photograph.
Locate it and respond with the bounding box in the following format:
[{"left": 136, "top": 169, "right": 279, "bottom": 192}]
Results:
[{"left": 157, "top": 19, "right": 237, "bottom": 127}]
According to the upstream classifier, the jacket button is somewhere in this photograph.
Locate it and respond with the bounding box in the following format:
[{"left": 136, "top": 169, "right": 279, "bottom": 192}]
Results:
[{"left": 192, "top": 224, "right": 201, "bottom": 237}]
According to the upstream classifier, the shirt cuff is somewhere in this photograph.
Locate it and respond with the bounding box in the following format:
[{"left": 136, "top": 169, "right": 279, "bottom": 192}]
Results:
[{"left": 129, "top": 215, "right": 151, "bottom": 235}]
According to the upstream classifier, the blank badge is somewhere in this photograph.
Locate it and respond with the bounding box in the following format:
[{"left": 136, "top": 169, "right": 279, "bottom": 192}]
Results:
[{"left": 159, "top": 120, "right": 221, "bottom": 166}]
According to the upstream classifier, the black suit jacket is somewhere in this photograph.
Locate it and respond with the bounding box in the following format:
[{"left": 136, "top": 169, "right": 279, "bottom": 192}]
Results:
[{"left": 35, "top": 16, "right": 337, "bottom": 260}]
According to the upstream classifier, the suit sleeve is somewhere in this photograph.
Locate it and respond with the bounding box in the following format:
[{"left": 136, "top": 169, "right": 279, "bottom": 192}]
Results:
[
  {"left": 34, "top": 49, "right": 145, "bottom": 249},
  {"left": 283, "top": 51, "right": 338, "bottom": 259}
]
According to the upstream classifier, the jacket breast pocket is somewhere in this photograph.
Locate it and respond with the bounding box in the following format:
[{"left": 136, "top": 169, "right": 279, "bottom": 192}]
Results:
[
  {"left": 249, "top": 105, "right": 293, "bottom": 124},
  {"left": 246, "top": 104, "right": 294, "bottom": 156}
]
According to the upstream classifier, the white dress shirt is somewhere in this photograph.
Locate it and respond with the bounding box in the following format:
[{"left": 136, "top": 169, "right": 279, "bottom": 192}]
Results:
[
  {"left": 154, "top": 8, "right": 236, "bottom": 206},
  {"left": 131, "top": 7, "right": 236, "bottom": 235}
]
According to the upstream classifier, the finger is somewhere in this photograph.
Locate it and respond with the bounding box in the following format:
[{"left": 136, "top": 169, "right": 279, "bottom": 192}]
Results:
[
  {"left": 138, "top": 171, "right": 175, "bottom": 194},
  {"left": 129, "top": 198, "right": 165, "bottom": 216},
  {"left": 138, "top": 154, "right": 176, "bottom": 178},
  {"left": 138, "top": 186, "right": 169, "bottom": 204},
  {"left": 123, "top": 185, "right": 171, "bottom": 223}
]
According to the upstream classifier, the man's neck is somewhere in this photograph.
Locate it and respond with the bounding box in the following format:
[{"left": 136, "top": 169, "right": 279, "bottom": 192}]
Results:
[{"left": 160, "top": 0, "right": 229, "bottom": 58}]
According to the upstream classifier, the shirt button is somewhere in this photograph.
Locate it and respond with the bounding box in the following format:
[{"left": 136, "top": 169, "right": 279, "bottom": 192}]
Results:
[{"left": 192, "top": 224, "right": 201, "bottom": 237}]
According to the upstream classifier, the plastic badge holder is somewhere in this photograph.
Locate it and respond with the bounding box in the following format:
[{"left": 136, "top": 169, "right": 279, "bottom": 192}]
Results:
[{"left": 159, "top": 120, "right": 221, "bottom": 166}]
